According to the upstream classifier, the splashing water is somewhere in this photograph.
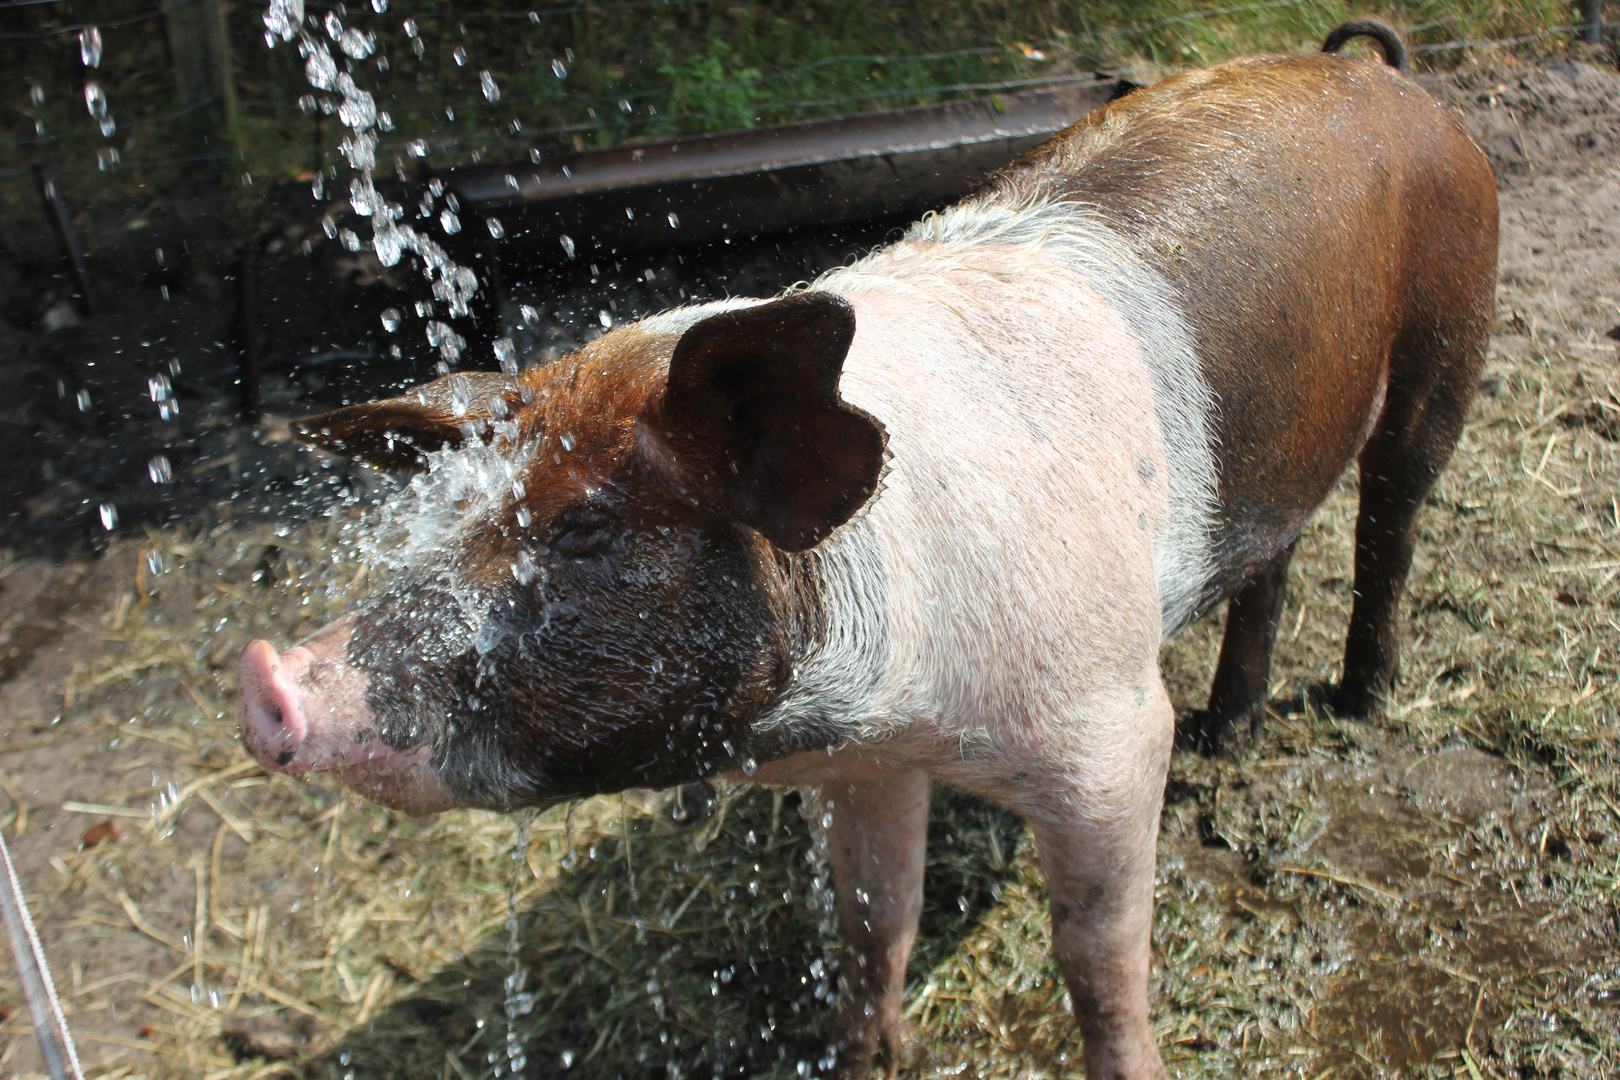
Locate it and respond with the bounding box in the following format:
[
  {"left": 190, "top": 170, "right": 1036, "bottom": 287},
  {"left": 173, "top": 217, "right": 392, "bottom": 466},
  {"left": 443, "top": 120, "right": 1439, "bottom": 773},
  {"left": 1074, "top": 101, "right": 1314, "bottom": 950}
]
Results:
[
  {"left": 79, "top": 26, "right": 102, "bottom": 68},
  {"left": 264, "top": 0, "right": 484, "bottom": 367},
  {"left": 503, "top": 812, "right": 537, "bottom": 1076},
  {"left": 83, "top": 79, "right": 114, "bottom": 138}
]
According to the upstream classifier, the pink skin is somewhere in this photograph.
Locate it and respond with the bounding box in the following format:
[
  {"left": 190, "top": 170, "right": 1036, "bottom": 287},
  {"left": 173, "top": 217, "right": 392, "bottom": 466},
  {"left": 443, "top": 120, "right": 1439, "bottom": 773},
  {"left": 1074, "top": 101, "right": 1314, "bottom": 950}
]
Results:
[
  {"left": 237, "top": 624, "right": 456, "bottom": 816},
  {"left": 821, "top": 771, "right": 930, "bottom": 1070}
]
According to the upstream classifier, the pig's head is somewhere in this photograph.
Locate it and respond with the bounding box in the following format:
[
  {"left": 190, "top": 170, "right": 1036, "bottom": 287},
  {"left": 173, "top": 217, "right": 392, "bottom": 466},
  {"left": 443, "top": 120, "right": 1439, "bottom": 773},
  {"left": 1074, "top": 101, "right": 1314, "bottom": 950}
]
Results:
[{"left": 238, "top": 293, "right": 885, "bottom": 813}]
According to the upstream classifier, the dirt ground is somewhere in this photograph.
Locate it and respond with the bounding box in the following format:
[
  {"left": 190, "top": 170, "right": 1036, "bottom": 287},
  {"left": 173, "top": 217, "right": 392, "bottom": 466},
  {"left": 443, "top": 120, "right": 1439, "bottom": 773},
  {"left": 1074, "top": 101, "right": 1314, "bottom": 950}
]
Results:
[{"left": 0, "top": 50, "right": 1617, "bottom": 1080}]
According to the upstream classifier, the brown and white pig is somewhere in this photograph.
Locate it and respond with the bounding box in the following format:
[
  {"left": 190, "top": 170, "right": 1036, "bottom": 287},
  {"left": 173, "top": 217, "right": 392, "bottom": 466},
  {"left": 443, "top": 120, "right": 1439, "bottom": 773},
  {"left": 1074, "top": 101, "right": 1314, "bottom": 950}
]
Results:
[{"left": 238, "top": 21, "right": 1496, "bottom": 1079}]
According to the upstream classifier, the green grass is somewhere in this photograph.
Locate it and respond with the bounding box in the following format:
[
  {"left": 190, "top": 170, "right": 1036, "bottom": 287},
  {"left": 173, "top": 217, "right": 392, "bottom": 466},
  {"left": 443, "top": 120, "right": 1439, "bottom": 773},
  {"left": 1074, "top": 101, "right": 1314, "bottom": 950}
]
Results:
[{"left": 0, "top": 0, "right": 1579, "bottom": 205}]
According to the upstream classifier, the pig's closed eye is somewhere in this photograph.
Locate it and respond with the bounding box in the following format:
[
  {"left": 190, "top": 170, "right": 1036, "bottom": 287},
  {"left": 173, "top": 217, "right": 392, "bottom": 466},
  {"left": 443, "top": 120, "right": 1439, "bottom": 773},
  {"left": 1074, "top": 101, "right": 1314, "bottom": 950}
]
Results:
[{"left": 549, "top": 508, "right": 614, "bottom": 558}]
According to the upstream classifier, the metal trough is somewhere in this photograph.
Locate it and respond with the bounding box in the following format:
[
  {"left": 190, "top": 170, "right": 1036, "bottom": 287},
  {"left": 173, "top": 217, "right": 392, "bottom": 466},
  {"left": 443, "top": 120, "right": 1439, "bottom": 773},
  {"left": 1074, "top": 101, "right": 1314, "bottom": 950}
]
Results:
[{"left": 441, "top": 77, "right": 1129, "bottom": 266}]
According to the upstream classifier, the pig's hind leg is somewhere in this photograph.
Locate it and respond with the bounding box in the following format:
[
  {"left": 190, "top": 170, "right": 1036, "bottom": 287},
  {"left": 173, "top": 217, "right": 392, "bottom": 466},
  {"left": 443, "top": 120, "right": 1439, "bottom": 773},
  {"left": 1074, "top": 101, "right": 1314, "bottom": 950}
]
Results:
[
  {"left": 1336, "top": 323, "right": 1486, "bottom": 718},
  {"left": 819, "top": 770, "right": 931, "bottom": 1078},
  {"left": 1186, "top": 538, "right": 1298, "bottom": 756}
]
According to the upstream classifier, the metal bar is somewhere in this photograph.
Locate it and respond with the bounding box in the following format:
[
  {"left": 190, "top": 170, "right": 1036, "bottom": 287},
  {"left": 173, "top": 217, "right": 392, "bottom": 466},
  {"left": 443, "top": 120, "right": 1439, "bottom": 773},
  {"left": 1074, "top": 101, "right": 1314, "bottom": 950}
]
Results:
[
  {"left": 0, "top": 828, "right": 85, "bottom": 1080},
  {"left": 34, "top": 165, "right": 97, "bottom": 315},
  {"left": 441, "top": 80, "right": 1122, "bottom": 264},
  {"left": 450, "top": 82, "right": 1114, "bottom": 205},
  {"left": 1580, "top": 0, "right": 1604, "bottom": 44}
]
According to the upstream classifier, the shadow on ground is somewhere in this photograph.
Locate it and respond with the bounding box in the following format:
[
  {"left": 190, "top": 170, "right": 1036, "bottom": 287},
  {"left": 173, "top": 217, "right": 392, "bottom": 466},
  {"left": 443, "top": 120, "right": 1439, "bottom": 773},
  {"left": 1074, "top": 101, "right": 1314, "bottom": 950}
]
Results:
[{"left": 297, "top": 787, "right": 1026, "bottom": 1080}]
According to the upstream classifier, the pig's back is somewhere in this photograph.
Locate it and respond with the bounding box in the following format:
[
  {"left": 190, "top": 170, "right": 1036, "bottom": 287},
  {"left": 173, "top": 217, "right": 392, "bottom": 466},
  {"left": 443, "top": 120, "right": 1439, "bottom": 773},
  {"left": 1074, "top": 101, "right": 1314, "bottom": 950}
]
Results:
[{"left": 989, "top": 52, "right": 1498, "bottom": 597}]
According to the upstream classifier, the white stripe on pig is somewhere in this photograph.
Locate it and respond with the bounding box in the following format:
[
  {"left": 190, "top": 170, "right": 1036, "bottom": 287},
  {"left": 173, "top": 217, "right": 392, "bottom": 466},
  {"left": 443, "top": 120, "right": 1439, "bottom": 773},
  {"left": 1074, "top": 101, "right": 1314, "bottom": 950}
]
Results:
[
  {"left": 850, "top": 196, "right": 1217, "bottom": 638},
  {"left": 739, "top": 239, "right": 1182, "bottom": 790}
]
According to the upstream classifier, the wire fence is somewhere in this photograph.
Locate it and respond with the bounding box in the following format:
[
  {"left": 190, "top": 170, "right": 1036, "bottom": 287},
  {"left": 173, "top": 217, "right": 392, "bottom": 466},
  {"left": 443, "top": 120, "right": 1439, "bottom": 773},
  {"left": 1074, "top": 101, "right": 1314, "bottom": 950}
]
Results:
[{"left": 0, "top": 0, "right": 1606, "bottom": 185}]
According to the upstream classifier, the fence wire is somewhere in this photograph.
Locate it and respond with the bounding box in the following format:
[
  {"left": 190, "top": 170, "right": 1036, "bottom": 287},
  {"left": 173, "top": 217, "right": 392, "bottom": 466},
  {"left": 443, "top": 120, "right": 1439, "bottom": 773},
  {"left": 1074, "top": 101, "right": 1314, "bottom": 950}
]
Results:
[{"left": 0, "top": 0, "right": 1605, "bottom": 183}]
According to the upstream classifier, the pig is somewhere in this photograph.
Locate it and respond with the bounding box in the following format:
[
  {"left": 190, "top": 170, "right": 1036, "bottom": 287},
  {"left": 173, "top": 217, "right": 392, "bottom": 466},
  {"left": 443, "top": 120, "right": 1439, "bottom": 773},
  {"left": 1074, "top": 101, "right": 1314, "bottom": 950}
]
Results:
[{"left": 238, "top": 20, "right": 1497, "bottom": 1079}]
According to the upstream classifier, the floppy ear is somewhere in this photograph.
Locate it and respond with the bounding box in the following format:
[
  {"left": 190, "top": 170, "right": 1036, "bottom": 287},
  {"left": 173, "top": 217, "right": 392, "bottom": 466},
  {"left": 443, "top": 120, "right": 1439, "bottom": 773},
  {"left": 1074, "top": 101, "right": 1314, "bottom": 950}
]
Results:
[
  {"left": 293, "top": 371, "right": 526, "bottom": 473},
  {"left": 657, "top": 292, "right": 886, "bottom": 552}
]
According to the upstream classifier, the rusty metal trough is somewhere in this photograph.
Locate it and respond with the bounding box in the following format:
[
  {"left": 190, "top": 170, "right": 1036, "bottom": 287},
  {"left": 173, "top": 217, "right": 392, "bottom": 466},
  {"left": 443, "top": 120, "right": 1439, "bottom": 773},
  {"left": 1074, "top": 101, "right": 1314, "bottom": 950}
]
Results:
[{"left": 440, "top": 77, "right": 1128, "bottom": 270}]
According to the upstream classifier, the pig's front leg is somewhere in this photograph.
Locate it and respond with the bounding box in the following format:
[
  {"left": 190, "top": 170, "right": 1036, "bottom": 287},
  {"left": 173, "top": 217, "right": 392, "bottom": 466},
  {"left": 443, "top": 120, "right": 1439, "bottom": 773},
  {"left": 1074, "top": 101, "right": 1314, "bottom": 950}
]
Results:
[
  {"left": 1016, "top": 693, "right": 1174, "bottom": 1080},
  {"left": 818, "top": 770, "right": 931, "bottom": 1078}
]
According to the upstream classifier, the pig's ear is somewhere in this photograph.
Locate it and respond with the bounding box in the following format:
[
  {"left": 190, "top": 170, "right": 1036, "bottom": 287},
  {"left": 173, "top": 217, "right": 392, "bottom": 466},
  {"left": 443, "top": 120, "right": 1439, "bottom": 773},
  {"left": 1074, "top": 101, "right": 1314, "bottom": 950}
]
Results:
[
  {"left": 658, "top": 292, "right": 885, "bottom": 551},
  {"left": 293, "top": 372, "right": 525, "bottom": 472}
]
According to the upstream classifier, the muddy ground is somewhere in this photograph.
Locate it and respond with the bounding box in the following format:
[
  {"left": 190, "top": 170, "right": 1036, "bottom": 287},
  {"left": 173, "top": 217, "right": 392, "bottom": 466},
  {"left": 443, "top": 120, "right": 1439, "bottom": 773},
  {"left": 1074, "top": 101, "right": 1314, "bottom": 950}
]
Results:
[{"left": 0, "top": 50, "right": 1617, "bottom": 1080}]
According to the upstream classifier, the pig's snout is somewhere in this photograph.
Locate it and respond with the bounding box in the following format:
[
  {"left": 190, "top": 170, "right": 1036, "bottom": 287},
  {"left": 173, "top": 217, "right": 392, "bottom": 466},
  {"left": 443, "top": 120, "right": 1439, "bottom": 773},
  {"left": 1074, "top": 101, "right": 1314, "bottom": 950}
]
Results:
[
  {"left": 239, "top": 639, "right": 311, "bottom": 769},
  {"left": 237, "top": 633, "right": 457, "bottom": 815}
]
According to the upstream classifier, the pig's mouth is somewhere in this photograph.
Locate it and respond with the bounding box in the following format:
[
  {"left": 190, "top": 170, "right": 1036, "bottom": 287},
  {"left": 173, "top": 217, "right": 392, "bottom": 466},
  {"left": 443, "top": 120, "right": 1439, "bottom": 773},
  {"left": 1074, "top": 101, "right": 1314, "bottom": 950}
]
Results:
[{"left": 238, "top": 636, "right": 458, "bottom": 815}]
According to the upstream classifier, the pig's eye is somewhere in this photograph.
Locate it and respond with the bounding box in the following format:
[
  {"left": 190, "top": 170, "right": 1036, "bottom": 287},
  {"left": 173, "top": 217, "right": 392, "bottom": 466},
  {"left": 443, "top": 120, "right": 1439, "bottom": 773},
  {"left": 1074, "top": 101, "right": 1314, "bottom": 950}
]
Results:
[{"left": 549, "top": 507, "right": 615, "bottom": 558}]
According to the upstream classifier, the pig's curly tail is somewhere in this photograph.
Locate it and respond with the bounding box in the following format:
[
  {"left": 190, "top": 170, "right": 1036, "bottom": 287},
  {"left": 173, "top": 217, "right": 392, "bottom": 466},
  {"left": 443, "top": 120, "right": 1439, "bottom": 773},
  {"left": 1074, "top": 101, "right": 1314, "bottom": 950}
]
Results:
[{"left": 1322, "top": 18, "right": 1412, "bottom": 76}]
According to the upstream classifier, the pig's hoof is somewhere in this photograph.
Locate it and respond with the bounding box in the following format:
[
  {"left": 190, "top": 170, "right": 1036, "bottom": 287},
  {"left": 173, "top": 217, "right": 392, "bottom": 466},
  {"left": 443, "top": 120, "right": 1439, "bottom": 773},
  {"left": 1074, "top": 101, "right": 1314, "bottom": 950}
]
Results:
[
  {"left": 1178, "top": 705, "right": 1263, "bottom": 758},
  {"left": 1327, "top": 681, "right": 1386, "bottom": 720},
  {"left": 825, "top": 1017, "right": 917, "bottom": 1080}
]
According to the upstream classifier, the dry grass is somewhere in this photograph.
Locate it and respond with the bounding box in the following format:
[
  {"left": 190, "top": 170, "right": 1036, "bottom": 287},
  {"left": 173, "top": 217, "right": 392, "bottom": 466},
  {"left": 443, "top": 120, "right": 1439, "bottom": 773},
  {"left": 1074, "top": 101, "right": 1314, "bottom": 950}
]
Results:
[{"left": 11, "top": 306, "right": 1612, "bottom": 1079}]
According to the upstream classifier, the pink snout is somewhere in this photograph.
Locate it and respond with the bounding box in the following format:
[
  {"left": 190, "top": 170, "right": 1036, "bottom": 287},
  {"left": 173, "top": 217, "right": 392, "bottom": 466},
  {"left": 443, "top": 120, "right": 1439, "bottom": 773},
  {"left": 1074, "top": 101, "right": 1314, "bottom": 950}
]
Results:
[
  {"left": 236, "top": 630, "right": 457, "bottom": 815},
  {"left": 239, "top": 639, "right": 312, "bottom": 770}
]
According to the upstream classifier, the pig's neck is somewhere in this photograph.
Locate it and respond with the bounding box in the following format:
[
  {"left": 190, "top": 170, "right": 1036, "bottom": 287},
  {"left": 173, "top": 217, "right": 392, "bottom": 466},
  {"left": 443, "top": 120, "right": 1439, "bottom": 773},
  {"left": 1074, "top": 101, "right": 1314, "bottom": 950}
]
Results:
[{"left": 749, "top": 519, "right": 889, "bottom": 762}]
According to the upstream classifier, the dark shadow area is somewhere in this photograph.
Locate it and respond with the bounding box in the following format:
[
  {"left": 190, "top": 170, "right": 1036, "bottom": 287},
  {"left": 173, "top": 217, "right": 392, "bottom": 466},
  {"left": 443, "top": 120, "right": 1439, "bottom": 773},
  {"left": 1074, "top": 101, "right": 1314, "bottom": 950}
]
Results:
[
  {"left": 0, "top": 171, "right": 902, "bottom": 560},
  {"left": 297, "top": 786, "right": 1026, "bottom": 1080}
]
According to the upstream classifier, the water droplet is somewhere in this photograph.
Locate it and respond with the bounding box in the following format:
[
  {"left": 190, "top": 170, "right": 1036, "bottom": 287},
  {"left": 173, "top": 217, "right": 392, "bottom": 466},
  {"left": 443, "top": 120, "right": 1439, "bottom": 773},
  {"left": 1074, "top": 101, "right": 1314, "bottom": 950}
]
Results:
[
  {"left": 559, "top": 234, "right": 576, "bottom": 260},
  {"left": 76, "top": 388, "right": 92, "bottom": 412},
  {"left": 338, "top": 27, "right": 374, "bottom": 60},
  {"left": 480, "top": 70, "right": 500, "bottom": 102},
  {"left": 487, "top": 217, "right": 505, "bottom": 239},
  {"left": 305, "top": 50, "right": 337, "bottom": 90},
  {"left": 83, "top": 81, "right": 107, "bottom": 119},
  {"left": 667, "top": 212, "right": 680, "bottom": 229},
  {"left": 551, "top": 58, "right": 567, "bottom": 78},
  {"left": 408, "top": 139, "right": 427, "bottom": 157},
  {"left": 618, "top": 98, "right": 632, "bottom": 113},
  {"left": 371, "top": 0, "right": 388, "bottom": 12},
  {"left": 29, "top": 84, "right": 44, "bottom": 106},
  {"left": 79, "top": 26, "right": 102, "bottom": 68},
  {"left": 99, "top": 503, "right": 118, "bottom": 530},
  {"left": 598, "top": 310, "right": 613, "bottom": 328},
  {"left": 146, "top": 549, "right": 164, "bottom": 575},
  {"left": 559, "top": 433, "right": 575, "bottom": 451},
  {"left": 440, "top": 209, "right": 461, "bottom": 235},
  {"left": 97, "top": 147, "right": 120, "bottom": 171},
  {"left": 380, "top": 308, "right": 401, "bottom": 332},
  {"left": 262, "top": 0, "right": 303, "bottom": 44},
  {"left": 403, "top": 17, "right": 418, "bottom": 37},
  {"left": 453, "top": 46, "right": 468, "bottom": 67},
  {"left": 148, "top": 455, "right": 172, "bottom": 484},
  {"left": 515, "top": 506, "right": 532, "bottom": 528}
]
